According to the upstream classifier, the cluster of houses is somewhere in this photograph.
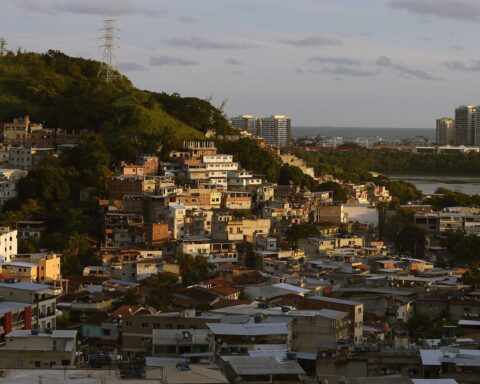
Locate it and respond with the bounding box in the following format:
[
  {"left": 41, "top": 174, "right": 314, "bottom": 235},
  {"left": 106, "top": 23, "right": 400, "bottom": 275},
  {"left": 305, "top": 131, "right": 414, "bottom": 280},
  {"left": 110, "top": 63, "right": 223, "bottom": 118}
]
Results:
[
  {"left": 0, "top": 131, "right": 478, "bottom": 382},
  {"left": 0, "top": 117, "right": 85, "bottom": 207}
]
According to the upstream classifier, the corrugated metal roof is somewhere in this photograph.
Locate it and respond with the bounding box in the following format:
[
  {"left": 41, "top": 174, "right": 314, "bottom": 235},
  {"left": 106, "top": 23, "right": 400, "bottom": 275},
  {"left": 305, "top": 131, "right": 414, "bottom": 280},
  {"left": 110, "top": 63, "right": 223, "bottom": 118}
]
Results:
[
  {"left": 207, "top": 322, "right": 288, "bottom": 336},
  {"left": 0, "top": 282, "right": 51, "bottom": 291},
  {"left": 290, "top": 309, "right": 347, "bottom": 320},
  {"left": 227, "top": 356, "right": 305, "bottom": 376},
  {"left": 272, "top": 283, "right": 310, "bottom": 294},
  {"left": 458, "top": 319, "right": 480, "bottom": 327},
  {"left": 310, "top": 295, "right": 361, "bottom": 306},
  {"left": 0, "top": 261, "right": 37, "bottom": 268}
]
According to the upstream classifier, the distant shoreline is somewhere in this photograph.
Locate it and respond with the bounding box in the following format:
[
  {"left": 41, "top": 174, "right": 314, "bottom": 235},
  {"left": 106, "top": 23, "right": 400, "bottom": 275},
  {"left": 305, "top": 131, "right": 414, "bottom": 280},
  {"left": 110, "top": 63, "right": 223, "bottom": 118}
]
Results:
[{"left": 292, "top": 126, "right": 435, "bottom": 140}]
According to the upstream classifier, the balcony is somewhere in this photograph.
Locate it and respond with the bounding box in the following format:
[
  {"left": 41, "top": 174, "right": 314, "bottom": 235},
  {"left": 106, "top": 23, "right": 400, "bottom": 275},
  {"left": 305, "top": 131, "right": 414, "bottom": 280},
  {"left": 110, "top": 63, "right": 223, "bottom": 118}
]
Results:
[
  {"left": 33, "top": 294, "right": 55, "bottom": 303},
  {"left": 39, "top": 310, "right": 55, "bottom": 319},
  {"left": 13, "top": 319, "right": 25, "bottom": 328}
]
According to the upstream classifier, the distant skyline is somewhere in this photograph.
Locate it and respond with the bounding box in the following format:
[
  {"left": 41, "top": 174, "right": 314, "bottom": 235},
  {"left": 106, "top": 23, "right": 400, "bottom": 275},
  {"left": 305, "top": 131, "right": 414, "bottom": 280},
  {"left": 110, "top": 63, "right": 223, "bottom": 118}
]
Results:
[{"left": 3, "top": 0, "right": 480, "bottom": 127}]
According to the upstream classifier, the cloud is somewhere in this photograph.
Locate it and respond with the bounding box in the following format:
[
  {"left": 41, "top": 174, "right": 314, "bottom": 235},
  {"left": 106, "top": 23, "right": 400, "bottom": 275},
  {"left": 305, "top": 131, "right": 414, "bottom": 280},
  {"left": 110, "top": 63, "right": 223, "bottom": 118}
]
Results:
[
  {"left": 224, "top": 58, "right": 243, "bottom": 66},
  {"left": 178, "top": 16, "right": 198, "bottom": 25},
  {"left": 376, "top": 56, "right": 393, "bottom": 67},
  {"left": 311, "top": 66, "right": 378, "bottom": 77},
  {"left": 418, "top": 35, "right": 432, "bottom": 41},
  {"left": 119, "top": 62, "right": 146, "bottom": 71},
  {"left": 442, "top": 59, "right": 480, "bottom": 72},
  {"left": 376, "top": 55, "right": 442, "bottom": 80},
  {"left": 54, "top": 0, "right": 135, "bottom": 15},
  {"left": 388, "top": 0, "right": 480, "bottom": 22},
  {"left": 164, "top": 36, "right": 254, "bottom": 49},
  {"left": 279, "top": 35, "right": 342, "bottom": 47},
  {"left": 149, "top": 55, "right": 198, "bottom": 66},
  {"left": 308, "top": 56, "right": 362, "bottom": 66},
  {"left": 295, "top": 67, "right": 305, "bottom": 75},
  {"left": 13, "top": 0, "right": 165, "bottom": 17}
]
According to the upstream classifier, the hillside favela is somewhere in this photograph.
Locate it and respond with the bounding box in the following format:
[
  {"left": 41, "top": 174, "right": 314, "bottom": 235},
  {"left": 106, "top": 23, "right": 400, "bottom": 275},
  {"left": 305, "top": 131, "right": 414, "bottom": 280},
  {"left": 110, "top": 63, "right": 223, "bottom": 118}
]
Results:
[{"left": 0, "top": 1, "right": 480, "bottom": 384}]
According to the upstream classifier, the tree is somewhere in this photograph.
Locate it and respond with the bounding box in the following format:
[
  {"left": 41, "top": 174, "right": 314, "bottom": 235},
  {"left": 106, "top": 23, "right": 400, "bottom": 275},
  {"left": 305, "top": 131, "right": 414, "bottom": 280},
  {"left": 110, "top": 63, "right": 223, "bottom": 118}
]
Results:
[
  {"left": 176, "top": 252, "right": 213, "bottom": 286},
  {"left": 278, "top": 164, "right": 317, "bottom": 190},
  {"left": 286, "top": 223, "right": 320, "bottom": 243},
  {"left": 146, "top": 272, "right": 180, "bottom": 309},
  {"left": 17, "top": 161, "right": 70, "bottom": 204},
  {"left": 406, "top": 313, "right": 441, "bottom": 339},
  {"left": 316, "top": 181, "right": 347, "bottom": 203},
  {"left": 216, "top": 138, "right": 281, "bottom": 182},
  {"left": 442, "top": 233, "right": 480, "bottom": 265},
  {"left": 113, "top": 289, "right": 142, "bottom": 309},
  {"left": 61, "top": 232, "right": 98, "bottom": 276},
  {"left": 395, "top": 224, "right": 426, "bottom": 257},
  {"left": 464, "top": 264, "right": 480, "bottom": 289}
]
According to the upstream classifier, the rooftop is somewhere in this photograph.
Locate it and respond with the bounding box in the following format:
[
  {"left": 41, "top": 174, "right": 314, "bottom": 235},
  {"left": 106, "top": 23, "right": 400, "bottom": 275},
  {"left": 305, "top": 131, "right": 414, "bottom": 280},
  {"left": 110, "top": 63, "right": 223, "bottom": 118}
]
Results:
[
  {"left": 0, "top": 282, "right": 51, "bottom": 291},
  {"left": 310, "top": 295, "right": 362, "bottom": 306},
  {"left": 290, "top": 309, "right": 347, "bottom": 320},
  {"left": 7, "top": 329, "right": 77, "bottom": 339},
  {"left": 226, "top": 356, "right": 304, "bottom": 376},
  {"left": 207, "top": 322, "right": 289, "bottom": 336}
]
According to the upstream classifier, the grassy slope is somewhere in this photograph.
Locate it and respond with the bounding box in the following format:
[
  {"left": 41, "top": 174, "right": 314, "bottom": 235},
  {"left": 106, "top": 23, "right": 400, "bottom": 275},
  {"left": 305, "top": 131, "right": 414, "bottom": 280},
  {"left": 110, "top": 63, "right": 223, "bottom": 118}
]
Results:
[{"left": 0, "top": 50, "right": 204, "bottom": 144}]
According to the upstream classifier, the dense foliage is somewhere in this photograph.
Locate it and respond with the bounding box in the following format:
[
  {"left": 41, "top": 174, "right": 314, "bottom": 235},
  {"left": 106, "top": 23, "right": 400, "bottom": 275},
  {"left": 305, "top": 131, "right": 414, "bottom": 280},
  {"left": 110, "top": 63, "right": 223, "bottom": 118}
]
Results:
[
  {"left": 216, "top": 138, "right": 281, "bottom": 182},
  {"left": 153, "top": 93, "right": 234, "bottom": 136},
  {"left": 0, "top": 50, "right": 240, "bottom": 162},
  {"left": 428, "top": 187, "right": 480, "bottom": 209},
  {"left": 290, "top": 147, "right": 480, "bottom": 178}
]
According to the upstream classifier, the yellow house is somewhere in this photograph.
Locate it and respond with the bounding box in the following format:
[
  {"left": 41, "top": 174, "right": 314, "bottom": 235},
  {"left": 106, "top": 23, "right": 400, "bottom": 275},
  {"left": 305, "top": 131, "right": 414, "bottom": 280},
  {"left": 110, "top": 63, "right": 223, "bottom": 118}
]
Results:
[
  {"left": 0, "top": 261, "right": 38, "bottom": 282},
  {"left": 9, "top": 253, "right": 61, "bottom": 282}
]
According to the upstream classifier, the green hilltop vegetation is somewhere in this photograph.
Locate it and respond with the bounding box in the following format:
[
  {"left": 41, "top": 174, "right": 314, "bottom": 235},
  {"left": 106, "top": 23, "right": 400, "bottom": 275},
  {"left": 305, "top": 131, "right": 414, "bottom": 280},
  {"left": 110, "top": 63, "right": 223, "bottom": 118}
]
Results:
[{"left": 0, "top": 49, "right": 236, "bottom": 161}]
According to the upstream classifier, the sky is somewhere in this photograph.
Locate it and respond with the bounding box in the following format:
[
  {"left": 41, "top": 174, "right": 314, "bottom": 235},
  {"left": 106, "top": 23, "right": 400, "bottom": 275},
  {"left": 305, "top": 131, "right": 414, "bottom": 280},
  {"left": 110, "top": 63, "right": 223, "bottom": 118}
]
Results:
[{"left": 2, "top": 0, "right": 480, "bottom": 128}]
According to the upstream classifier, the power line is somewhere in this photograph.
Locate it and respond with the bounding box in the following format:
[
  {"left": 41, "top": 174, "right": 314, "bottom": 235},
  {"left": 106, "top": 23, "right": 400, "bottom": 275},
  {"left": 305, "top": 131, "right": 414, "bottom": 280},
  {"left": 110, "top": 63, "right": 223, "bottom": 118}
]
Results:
[{"left": 97, "top": 20, "right": 118, "bottom": 83}]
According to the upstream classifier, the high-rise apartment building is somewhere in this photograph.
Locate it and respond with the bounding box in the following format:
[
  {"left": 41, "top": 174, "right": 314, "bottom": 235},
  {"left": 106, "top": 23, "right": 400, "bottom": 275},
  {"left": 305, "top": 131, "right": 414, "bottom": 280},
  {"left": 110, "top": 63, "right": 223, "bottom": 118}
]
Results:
[
  {"left": 436, "top": 117, "right": 455, "bottom": 145},
  {"left": 231, "top": 115, "right": 260, "bottom": 135},
  {"left": 259, "top": 115, "right": 291, "bottom": 147},
  {"left": 475, "top": 106, "right": 480, "bottom": 146},
  {"left": 455, "top": 105, "right": 476, "bottom": 146}
]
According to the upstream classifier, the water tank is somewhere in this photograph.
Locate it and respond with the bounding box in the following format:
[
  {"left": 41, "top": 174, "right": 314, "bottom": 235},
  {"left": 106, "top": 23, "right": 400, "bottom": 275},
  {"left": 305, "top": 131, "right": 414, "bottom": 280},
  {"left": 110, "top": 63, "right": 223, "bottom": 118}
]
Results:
[{"left": 286, "top": 352, "right": 297, "bottom": 360}]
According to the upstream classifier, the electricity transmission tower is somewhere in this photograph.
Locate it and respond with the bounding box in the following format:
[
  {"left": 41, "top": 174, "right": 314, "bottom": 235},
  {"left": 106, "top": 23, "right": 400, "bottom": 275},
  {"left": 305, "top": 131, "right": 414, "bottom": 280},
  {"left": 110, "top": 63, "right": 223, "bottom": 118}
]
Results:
[
  {"left": 97, "top": 20, "right": 118, "bottom": 82},
  {"left": 0, "top": 38, "right": 7, "bottom": 56}
]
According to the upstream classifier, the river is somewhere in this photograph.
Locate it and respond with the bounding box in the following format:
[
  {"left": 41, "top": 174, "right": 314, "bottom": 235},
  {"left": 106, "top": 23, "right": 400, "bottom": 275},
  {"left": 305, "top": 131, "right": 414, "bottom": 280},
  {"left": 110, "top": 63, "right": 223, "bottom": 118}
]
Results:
[{"left": 387, "top": 174, "right": 480, "bottom": 195}]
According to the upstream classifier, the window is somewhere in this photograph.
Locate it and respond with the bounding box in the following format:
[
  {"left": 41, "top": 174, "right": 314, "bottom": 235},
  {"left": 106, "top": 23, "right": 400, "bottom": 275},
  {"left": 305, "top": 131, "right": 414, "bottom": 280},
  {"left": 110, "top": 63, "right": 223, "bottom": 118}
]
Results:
[
  {"left": 103, "top": 329, "right": 111, "bottom": 336},
  {"left": 34, "top": 361, "right": 41, "bottom": 368},
  {"left": 124, "top": 321, "right": 133, "bottom": 327},
  {"left": 141, "top": 322, "right": 149, "bottom": 328}
]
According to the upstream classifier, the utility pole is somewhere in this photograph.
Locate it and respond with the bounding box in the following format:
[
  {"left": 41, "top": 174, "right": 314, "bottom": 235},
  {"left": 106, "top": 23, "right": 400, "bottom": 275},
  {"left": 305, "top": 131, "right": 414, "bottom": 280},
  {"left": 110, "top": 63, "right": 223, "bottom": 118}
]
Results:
[
  {"left": 0, "top": 37, "right": 7, "bottom": 56},
  {"left": 97, "top": 20, "right": 118, "bottom": 82}
]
